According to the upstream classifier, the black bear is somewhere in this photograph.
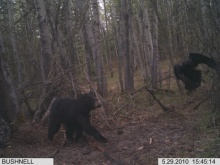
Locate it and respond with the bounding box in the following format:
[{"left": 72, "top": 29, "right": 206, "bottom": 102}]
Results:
[
  {"left": 174, "top": 53, "right": 218, "bottom": 91},
  {"left": 47, "top": 91, "right": 108, "bottom": 143}
]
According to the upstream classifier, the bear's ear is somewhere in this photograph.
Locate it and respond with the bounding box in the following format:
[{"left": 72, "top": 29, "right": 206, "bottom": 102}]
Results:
[
  {"left": 89, "top": 90, "right": 96, "bottom": 96},
  {"left": 77, "top": 92, "right": 84, "bottom": 98}
]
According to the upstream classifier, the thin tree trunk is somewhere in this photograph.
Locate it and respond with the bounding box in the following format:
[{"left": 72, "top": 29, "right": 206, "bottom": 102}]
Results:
[
  {"left": 143, "top": 7, "right": 153, "bottom": 79},
  {"left": 46, "top": 0, "right": 68, "bottom": 71},
  {"left": 63, "top": 0, "right": 79, "bottom": 98},
  {"left": 7, "top": 0, "right": 22, "bottom": 83},
  {"left": 200, "top": 0, "right": 208, "bottom": 38},
  {"left": 128, "top": 11, "right": 134, "bottom": 88},
  {"left": 132, "top": 20, "right": 146, "bottom": 82},
  {"left": 120, "top": 0, "right": 134, "bottom": 90},
  {"left": 103, "top": 0, "right": 113, "bottom": 78},
  {"left": 90, "top": 0, "right": 108, "bottom": 96},
  {"left": 33, "top": 0, "right": 52, "bottom": 122},
  {"left": 77, "top": 0, "right": 93, "bottom": 82},
  {"left": 83, "top": 23, "right": 93, "bottom": 82},
  {"left": 182, "top": 2, "right": 189, "bottom": 55},
  {"left": 111, "top": 6, "right": 124, "bottom": 92},
  {"left": 0, "top": 33, "right": 19, "bottom": 124},
  {"left": 151, "top": 9, "right": 159, "bottom": 89},
  {"left": 116, "top": 26, "right": 124, "bottom": 92},
  {"left": 139, "top": 1, "right": 153, "bottom": 83},
  {"left": 166, "top": 0, "right": 182, "bottom": 91}
]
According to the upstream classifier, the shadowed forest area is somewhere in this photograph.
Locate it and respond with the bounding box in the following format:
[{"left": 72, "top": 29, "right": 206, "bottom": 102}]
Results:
[{"left": 0, "top": 0, "right": 220, "bottom": 165}]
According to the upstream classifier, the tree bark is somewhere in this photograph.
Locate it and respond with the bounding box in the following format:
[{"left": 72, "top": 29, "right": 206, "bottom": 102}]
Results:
[
  {"left": 111, "top": 5, "right": 124, "bottom": 92},
  {"left": 33, "top": 0, "right": 52, "bottom": 122},
  {"left": 151, "top": 9, "right": 159, "bottom": 89},
  {"left": 103, "top": 0, "right": 113, "bottom": 78},
  {"left": 138, "top": 1, "right": 152, "bottom": 83},
  {"left": 76, "top": 0, "right": 93, "bottom": 82},
  {"left": 165, "top": 0, "right": 182, "bottom": 91},
  {"left": 120, "top": 0, "right": 134, "bottom": 90},
  {"left": 7, "top": 0, "right": 22, "bottom": 83},
  {"left": 63, "top": 0, "right": 79, "bottom": 98},
  {"left": 90, "top": 0, "right": 108, "bottom": 96},
  {"left": 0, "top": 33, "right": 19, "bottom": 145},
  {"left": 0, "top": 33, "right": 19, "bottom": 124}
]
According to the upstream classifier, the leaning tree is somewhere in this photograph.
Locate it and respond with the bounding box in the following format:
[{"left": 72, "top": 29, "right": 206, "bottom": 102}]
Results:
[{"left": 0, "top": 33, "right": 19, "bottom": 146}]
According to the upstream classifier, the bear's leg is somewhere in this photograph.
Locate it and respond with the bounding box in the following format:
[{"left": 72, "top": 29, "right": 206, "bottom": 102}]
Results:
[
  {"left": 48, "top": 119, "right": 61, "bottom": 140},
  {"left": 65, "top": 124, "right": 74, "bottom": 142},
  {"left": 75, "top": 127, "right": 83, "bottom": 142},
  {"left": 78, "top": 115, "right": 108, "bottom": 143}
]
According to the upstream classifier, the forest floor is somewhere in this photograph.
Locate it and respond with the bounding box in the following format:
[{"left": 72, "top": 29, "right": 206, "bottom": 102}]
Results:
[{"left": 1, "top": 70, "right": 220, "bottom": 165}]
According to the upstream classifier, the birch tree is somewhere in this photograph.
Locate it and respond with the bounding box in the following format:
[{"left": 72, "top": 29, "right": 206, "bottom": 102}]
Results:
[
  {"left": 7, "top": 0, "right": 22, "bottom": 83},
  {"left": 103, "top": 0, "right": 113, "bottom": 77},
  {"left": 150, "top": 2, "right": 159, "bottom": 89},
  {"left": 76, "top": 0, "right": 93, "bottom": 82},
  {"left": 33, "top": 0, "right": 52, "bottom": 121},
  {"left": 63, "top": 0, "right": 79, "bottom": 97},
  {"left": 135, "top": 0, "right": 152, "bottom": 83},
  {"left": 111, "top": 4, "right": 124, "bottom": 92},
  {"left": 90, "top": 0, "right": 108, "bottom": 96},
  {"left": 0, "top": 33, "right": 19, "bottom": 144},
  {"left": 120, "top": 0, "right": 134, "bottom": 90}
]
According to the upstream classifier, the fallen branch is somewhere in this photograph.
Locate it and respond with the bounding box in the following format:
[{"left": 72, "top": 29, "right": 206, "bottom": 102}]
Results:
[
  {"left": 193, "top": 97, "right": 209, "bottom": 110},
  {"left": 145, "top": 87, "right": 171, "bottom": 111},
  {"left": 114, "top": 85, "right": 172, "bottom": 114},
  {"left": 113, "top": 102, "right": 129, "bottom": 115}
]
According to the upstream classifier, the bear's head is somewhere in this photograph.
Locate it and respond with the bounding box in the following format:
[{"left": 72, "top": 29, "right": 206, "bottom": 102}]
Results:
[{"left": 79, "top": 91, "right": 101, "bottom": 111}]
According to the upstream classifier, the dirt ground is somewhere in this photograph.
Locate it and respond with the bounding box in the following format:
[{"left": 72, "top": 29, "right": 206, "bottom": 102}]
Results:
[{"left": 0, "top": 90, "right": 219, "bottom": 165}]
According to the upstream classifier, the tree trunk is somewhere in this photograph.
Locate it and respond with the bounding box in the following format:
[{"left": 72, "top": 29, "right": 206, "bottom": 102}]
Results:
[
  {"left": 7, "top": 0, "right": 22, "bottom": 83},
  {"left": 0, "top": 33, "right": 19, "bottom": 124},
  {"left": 36, "top": 0, "right": 51, "bottom": 81},
  {"left": 0, "top": 33, "right": 19, "bottom": 145},
  {"left": 111, "top": 6, "right": 124, "bottom": 92},
  {"left": 151, "top": 9, "right": 159, "bottom": 89},
  {"left": 33, "top": 0, "right": 52, "bottom": 122},
  {"left": 138, "top": 1, "right": 153, "bottom": 83},
  {"left": 90, "top": 0, "right": 108, "bottom": 96},
  {"left": 142, "top": 6, "right": 153, "bottom": 81},
  {"left": 76, "top": 0, "right": 93, "bottom": 82},
  {"left": 116, "top": 24, "right": 124, "bottom": 92},
  {"left": 46, "top": 0, "right": 68, "bottom": 71},
  {"left": 63, "top": 0, "right": 79, "bottom": 98},
  {"left": 132, "top": 19, "right": 146, "bottom": 82},
  {"left": 103, "top": 0, "right": 113, "bottom": 78},
  {"left": 120, "top": 0, "right": 134, "bottom": 90},
  {"left": 165, "top": 0, "right": 182, "bottom": 91}
]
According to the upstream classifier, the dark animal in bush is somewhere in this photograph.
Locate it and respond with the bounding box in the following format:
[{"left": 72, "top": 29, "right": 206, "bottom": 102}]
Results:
[
  {"left": 47, "top": 91, "right": 108, "bottom": 143},
  {"left": 174, "top": 53, "right": 218, "bottom": 91}
]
